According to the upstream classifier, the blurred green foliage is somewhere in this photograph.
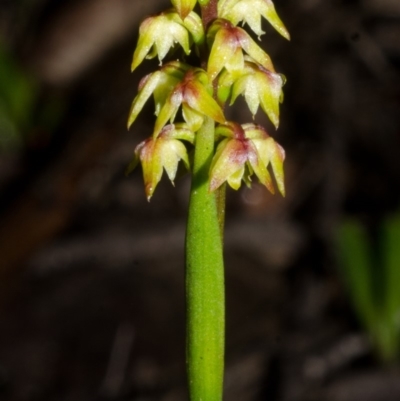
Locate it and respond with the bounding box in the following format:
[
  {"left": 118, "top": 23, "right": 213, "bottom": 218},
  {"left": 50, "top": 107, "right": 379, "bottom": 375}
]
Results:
[
  {"left": 0, "top": 41, "right": 38, "bottom": 150},
  {"left": 0, "top": 39, "right": 67, "bottom": 154},
  {"left": 339, "top": 215, "right": 400, "bottom": 363}
]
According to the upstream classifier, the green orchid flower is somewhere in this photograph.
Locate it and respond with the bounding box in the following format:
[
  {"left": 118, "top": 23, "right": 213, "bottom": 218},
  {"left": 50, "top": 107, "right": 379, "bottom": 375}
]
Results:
[
  {"left": 128, "top": 123, "right": 195, "bottom": 200},
  {"left": 153, "top": 67, "right": 226, "bottom": 135},
  {"left": 131, "top": 9, "right": 204, "bottom": 71},
  {"left": 209, "top": 122, "right": 285, "bottom": 194},
  {"left": 128, "top": 62, "right": 225, "bottom": 135},
  {"left": 243, "top": 122, "right": 285, "bottom": 195},
  {"left": 128, "top": 61, "right": 189, "bottom": 129},
  {"left": 222, "top": 59, "right": 285, "bottom": 128},
  {"left": 218, "top": 0, "right": 290, "bottom": 39},
  {"left": 207, "top": 18, "right": 275, "bottom": 81}
]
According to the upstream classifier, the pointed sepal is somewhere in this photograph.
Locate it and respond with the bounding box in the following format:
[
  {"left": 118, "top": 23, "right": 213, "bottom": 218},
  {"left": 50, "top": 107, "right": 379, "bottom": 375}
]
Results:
[
  {"left": 243, "top": 123, "right": 286, "bottom": 195},
  {"left": 171, "top": 0, "right": 197, "bottom": 20}
]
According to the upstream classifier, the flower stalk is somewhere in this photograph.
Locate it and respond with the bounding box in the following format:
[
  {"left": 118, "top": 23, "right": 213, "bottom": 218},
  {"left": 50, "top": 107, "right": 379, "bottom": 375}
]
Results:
[
  {"left": 126, "top": 0, "right": 289, "bottom": 399},
  {"left": 186, "top": 116, "right": 225, "bottom": 401}
]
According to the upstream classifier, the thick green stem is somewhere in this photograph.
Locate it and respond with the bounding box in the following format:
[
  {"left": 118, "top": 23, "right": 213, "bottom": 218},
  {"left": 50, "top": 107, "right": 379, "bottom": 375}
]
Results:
[{"left": 185, "top": 116, "right": 225, "bottom": 401}]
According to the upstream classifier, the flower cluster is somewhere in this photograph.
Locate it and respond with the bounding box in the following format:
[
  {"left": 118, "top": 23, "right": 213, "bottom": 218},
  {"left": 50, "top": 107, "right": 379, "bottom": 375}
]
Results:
[{"left": 128, "top": 0, "right": 289, "bottom": 200}]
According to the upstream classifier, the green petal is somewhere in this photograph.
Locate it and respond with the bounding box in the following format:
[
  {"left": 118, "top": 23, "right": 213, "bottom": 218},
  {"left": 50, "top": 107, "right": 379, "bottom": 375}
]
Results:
[
  {"left": 225, "top": 47, "right": 245, "bottom": 74},
  {"left": 171, "top": 0, "right": 197, "bottom": 19},
  {"left": 167, "top": 123, "right": 196, "bottom": 143},
  {"left": 258, "top": 71, "right": 283, "bottom": 128},
  {"left": 209, "top": 139, "right": 247, "bottom": 192},
  {"left": 215, "top": 124, "right": 235, "bottom": 139},
  {"left": 242, "top": 164, "right": 253, "bottom": 187},
  {"left": 243, "top": 77, "right": 262, "bottom": 117},
  {"left": 131, "top": 17, "right": 156, "bottom": 71},
  {"left": 247, "top": 141, "right": 274, "bottom": 193},
  {"left": 218, "top": 0, "right": 240, "bottom": 17},
  {"left": 128, "top": 71, "right": 162, "bottom": 129},
  {"left": 210, "top": 138, "right": 229, "bottom": 173},
  {"left": 153, "top": 74, "right": 181, "bottom": 116},
  {"left": 192, "top": 68, "right": 213, "bottom": 95},
  {"left": 208, "top": 27, "right": 237, "bottom": 81},
  {"left": 182, "top": 11, "right": 205, "bottom": 45},
  {"left": 146, "top": 46, "right": 160, "bottom": 61},
  {"left": 159, "top": 138, "right": 186, "bottom": 182},
  {"left": 172, "top": 139, "right": 190, "bottom": 170},
  {"left": 261, "top": 0, "right": 290, "bottom": 40},
  {"left": 251, "top": 134, "right": 285, "bottom": 196},
  {"left": 251, "top": 138, "right": 269, "bottom": 167},
  {"left": 137, "top": 139, "right": 163, "bottom": 201},
  {"left": 238, "top": 28, "right": 275, "bottom": 72},
  {"left": 242, "top": 123, "right": 268, "bottom": 139},
  {"left": 266, "top": 138, "right": 285, "bottom": 196},
  {"left": 182, "top": 104, "right": 204, "bottom": 132},
  {"left": 153, "top": 62, "right": 190, "bottom": 115},
  {"left": 162, "top": 60, "right": 191, "bottom": 78},
  {"left": 229, "top": 75, "right": 246, "bottom": 104},
  {"left": 227, "top": 166, "right": 245, "bottom": 190},
  {"left": 154, "top": 89, "right": 182, "bottom": 136},
  {"left": 185, "top": 80, "right": 226, "bottom": 124},
  {"left": 155, "top": 17, "right": 190, "bottom": 61},
  {"left": 231, "top": 75, "right": 260, "bottom": 117},
  {"left": 224, "top": 0, "right": 265, "bottom": 37},
  {"left": 217, "top": 70, "right": 235, "bottom": 104}
]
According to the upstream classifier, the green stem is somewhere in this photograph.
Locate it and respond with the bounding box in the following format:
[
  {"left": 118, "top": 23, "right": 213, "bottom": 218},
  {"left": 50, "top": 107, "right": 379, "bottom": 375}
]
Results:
[
  {"left": 215, "top": 184, "right": 226, "bottom": 241},
  {"left": 185, "top": 116, "right": 225, "bottom": 401}
]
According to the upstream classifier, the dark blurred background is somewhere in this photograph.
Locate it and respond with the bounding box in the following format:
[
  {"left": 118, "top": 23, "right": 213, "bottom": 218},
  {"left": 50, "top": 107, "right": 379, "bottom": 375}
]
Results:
[{"left": 0, "top": 0, "right": 400, "bottom": 400}]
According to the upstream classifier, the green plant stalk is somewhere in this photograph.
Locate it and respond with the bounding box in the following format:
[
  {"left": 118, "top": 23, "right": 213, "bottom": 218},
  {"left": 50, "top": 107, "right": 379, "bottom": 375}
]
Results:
[
  {"left": 185, "top": 115, "right": 225, "bottom": 401},
  {"left": 215, "top": 183, "right": 226, "bottom": 240}
]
